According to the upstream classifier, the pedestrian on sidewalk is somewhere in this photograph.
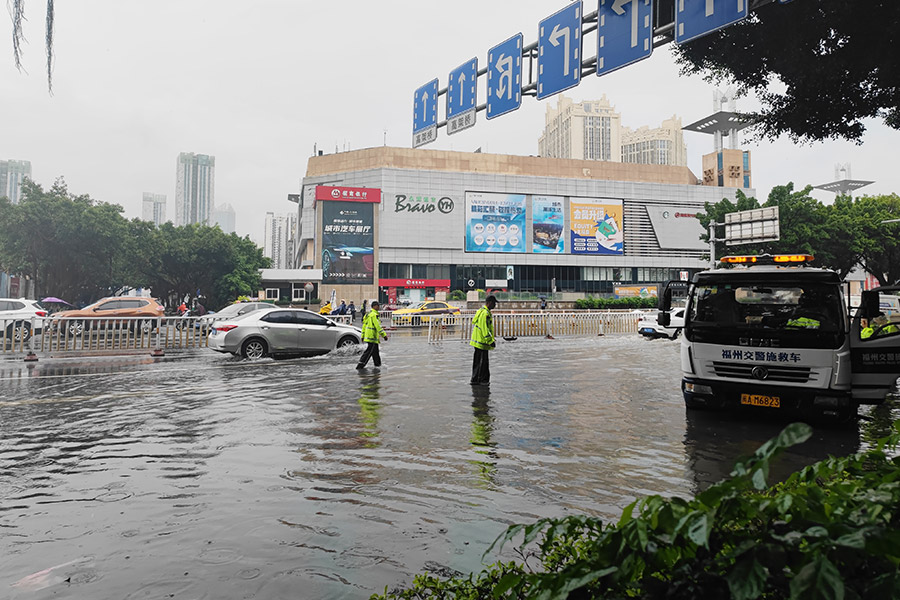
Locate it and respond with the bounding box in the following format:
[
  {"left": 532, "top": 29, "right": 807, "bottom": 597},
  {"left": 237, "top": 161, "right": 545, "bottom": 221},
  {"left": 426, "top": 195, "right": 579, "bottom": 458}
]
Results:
[
  {"left": 348, "top": 301, "right": 357, "bottom": 321},
  {"left": 470, "top": 295, "right": 497, "bottom": 385},
  {"left": 357, "top": 301, "right": 388, "bottom": 369}
]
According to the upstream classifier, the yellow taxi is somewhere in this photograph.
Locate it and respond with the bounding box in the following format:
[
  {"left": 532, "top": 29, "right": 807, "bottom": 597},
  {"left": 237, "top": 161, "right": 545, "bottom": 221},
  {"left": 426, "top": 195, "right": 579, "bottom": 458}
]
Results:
[{"left": 391, "top": 301, "right": 461, "bottom": 325}]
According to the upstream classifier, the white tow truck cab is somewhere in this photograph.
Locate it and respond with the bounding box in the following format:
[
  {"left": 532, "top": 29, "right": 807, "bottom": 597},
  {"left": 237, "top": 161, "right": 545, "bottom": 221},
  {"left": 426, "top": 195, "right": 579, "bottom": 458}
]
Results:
[{"left": 658, "top": 254, "right": 900, "bottom": 421}]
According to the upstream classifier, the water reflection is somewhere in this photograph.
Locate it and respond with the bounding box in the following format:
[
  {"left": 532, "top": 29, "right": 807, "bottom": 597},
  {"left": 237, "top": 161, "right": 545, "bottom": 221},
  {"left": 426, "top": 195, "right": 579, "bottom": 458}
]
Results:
[
  {"left": 683, "top": 408, "right": 861, "bottom": 493},
  {"left": 357, "top": 373, "right": 382, "bottom": 446},
  {"left": 469, "top": 385, "right": 497, "bottom": 488}
]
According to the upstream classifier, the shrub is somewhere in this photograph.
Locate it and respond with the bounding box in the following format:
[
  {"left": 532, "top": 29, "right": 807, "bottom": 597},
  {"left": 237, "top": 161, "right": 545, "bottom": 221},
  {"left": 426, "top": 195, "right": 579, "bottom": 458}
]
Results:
[
  {"left": 449, "top": 290, "right": 466, "bottom": 301},
  {"left": 373, "top": 421, "right": 900, "bottom": 600}
]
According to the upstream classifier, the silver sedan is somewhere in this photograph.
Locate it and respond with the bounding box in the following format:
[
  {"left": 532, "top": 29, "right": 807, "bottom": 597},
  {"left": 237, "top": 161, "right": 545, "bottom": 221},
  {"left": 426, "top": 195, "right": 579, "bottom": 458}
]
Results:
[{"left": 208, "top": 308, "right": 362, "bottom": 359}]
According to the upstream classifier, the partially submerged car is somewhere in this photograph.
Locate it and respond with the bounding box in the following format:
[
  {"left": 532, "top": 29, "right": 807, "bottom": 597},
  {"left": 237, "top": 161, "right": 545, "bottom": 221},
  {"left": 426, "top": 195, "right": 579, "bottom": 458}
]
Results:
[{"left": 208, "top": 307, "right": 362, "bottom": 359}]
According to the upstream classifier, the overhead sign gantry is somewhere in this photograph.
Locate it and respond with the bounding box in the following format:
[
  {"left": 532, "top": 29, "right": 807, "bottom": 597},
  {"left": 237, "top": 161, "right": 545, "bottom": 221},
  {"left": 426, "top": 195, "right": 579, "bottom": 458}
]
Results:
[{"left": 412, "top": 0, "right": 780, "bottom": 148}]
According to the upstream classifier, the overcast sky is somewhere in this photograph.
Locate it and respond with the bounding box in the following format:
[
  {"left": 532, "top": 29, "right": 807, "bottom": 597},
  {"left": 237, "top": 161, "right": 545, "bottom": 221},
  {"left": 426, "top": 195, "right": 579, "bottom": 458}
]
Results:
[{"left": 3, "top": 1, "right": 898, "bottom": 242}]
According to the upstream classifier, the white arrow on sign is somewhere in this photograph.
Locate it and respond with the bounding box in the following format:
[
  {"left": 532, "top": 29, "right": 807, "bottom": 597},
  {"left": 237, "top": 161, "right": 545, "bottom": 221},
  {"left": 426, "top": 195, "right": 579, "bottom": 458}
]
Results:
[
  {"left": 612, "top": 0, "right": 640, "bottom": 47},
  {"left": 495, "top": 53, "right": 513, "bottom": 99},
  {"left": 420, "top": 91, "right": 429, "bottom": 122},
  {"left": 706, "top": 0, "right": 714, "bottom": 16},
  {"left": 549, "top": 23, "right": 571, "bottom": 76},
  {"left": 457, "top": 72, "right": 466, "bottom": 106}
]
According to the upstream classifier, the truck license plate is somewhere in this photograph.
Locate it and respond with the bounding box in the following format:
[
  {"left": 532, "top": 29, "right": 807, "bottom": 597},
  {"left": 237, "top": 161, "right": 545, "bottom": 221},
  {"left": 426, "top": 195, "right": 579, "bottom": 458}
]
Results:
[{"left": 740, "top": 393, "right": 780, "bottom": 408}]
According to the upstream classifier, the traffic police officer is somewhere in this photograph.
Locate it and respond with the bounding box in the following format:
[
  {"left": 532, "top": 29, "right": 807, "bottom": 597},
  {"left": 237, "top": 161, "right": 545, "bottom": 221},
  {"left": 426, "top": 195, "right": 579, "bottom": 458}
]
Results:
[
  {"left": 357, "top": 301, "right": 388, "bottom": 369},
  {"left": 470, "top": 295, "right": 497, "bottom": 385}
]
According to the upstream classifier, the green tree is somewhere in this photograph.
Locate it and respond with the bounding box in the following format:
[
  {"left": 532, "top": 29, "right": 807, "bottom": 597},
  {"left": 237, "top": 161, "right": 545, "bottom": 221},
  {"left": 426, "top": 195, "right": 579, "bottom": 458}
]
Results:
[
  {"left": 674, "top": 1, "right": 900, "bottom": 143},
  {"left": 697, "top": 182, "right": 861, "bottom": 277},
  {"left": 848, "top": 194, "right": 900, "bottom": 285},
  {"left": 0, "top": 178, "right": 135, "bottom": 302},
  {"left": 140, "top": 223, "right": 269, "bottom": 311}
]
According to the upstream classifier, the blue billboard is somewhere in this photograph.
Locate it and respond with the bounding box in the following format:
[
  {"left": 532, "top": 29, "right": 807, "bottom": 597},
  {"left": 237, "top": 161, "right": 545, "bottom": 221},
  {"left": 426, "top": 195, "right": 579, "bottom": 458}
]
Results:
[
  {"left": 532, "top": 195, "right": 565, "bottom": 253},
  {"left": 465, "top": 192, "right": 526, "bottom": 253}
]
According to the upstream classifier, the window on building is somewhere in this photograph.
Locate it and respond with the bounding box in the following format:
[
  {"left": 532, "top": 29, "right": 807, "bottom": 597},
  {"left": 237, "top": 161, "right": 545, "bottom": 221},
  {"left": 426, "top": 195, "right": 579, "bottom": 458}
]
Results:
[
  {"left": 266, "top": 288, "right": 279, "bottom": 300},
  {"left": 292, "top": 287, "right": 305, "bottom": 301}
]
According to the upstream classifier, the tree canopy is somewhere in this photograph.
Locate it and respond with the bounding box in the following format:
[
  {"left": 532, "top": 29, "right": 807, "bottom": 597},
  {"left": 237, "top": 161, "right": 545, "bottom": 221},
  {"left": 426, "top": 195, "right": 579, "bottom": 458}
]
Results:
[
  {"left": 0, "top": 179, "right": 270, "bottom": 308},
  {"left": 697, "top": 185, "right": 900, "bottom": 284},
  {"left": 674, "top": 0, "right": 900, "bottom": 143}
]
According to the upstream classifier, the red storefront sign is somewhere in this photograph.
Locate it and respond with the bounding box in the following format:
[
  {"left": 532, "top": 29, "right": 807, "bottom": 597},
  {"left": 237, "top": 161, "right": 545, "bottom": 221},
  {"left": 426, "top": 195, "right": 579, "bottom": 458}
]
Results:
[
  {"left": 379, "top": 279, "right": 451, "bottom": 289},
  {"left": 315, "top": 185, "right": 381, "bottom": 203}
]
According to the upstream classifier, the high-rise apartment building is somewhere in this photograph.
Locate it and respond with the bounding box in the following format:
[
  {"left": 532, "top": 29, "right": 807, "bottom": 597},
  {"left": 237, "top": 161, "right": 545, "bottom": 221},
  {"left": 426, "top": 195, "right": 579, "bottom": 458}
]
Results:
[
  {"left": 264, "top": 212, "right": 296, "bottom": 269},
  {"left": 212, "top": 203, "right": 236, "bottom": 234},
  {"left": 621, "top": 117, "right": 687, "bottom": 167},
  {"left": 142, "top": 192, "right": 167, "bottom": 227},
  {"left": 0, "top": 159, "right": 32, "bottom": 204},
  {"left": 175, "top": 152, "right": 215, "bottom": 226},
  {"left": 538, "top": 96, "right": 687, "bottom": 167},
  {"left": 538, "top": 95, "right": 622, "bottom": 161}
]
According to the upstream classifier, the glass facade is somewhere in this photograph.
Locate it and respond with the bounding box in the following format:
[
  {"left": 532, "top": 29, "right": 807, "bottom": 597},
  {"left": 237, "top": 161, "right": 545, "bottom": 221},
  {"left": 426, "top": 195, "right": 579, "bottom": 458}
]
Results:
[{"left": 377, "top": 263, "right": 684, "bottom": 295}]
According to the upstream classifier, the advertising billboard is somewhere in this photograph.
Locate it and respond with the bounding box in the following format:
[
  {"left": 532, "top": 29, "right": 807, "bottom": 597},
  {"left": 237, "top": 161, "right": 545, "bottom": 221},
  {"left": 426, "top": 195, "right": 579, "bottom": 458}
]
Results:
[
  {"left": 465, "top": 192, "right": 526, "bottom": 253},
  {"left": 614, "top": 284, "right": 658, "bottom": 299},
  {"left": 532, "top": 195, "right": 565, "bottom": 253},
  {"left": 322, "top": 201, "right": 374, "bottom": 284},
  {"left": 570, "top": 197, "right": 624, "bottom": 255}
]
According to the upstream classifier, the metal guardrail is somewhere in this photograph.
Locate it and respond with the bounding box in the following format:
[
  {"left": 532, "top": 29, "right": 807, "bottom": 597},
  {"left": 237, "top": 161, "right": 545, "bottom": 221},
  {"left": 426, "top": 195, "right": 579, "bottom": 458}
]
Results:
[
  {"left": 1, "top": 311, "right": 641, "bottom": 358},
  {"left": 1, "top": 316, "right": 222, "bottom": 357},
  {"left": 424, "top": 311, "right": 642, "bottom": 343}
]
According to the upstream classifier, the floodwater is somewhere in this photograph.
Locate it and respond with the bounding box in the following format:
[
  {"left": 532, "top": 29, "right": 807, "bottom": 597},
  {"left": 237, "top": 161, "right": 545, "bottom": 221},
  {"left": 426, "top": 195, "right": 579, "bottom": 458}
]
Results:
[{"left": 1, "top": 335, "right": 896, "bottom": 599}]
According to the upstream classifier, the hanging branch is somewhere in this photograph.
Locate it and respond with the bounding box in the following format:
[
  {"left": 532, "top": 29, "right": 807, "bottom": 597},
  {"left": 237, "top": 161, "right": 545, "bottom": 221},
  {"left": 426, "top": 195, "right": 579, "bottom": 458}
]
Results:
[
  {"left": 45, "top": 0, "right": 53, "bottom": 93},
  {"left": 8, "top": 0, "right": 55, "bottom": 92},
  {"left": 10, "top": 0, "right": 25, "bottom": 70}
]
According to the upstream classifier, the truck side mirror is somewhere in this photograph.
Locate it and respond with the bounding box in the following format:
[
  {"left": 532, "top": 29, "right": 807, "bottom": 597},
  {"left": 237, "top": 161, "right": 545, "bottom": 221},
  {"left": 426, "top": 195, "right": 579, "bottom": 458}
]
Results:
[
  {"left": 860, "top": 290, "right": 880, "bottom": 320},
  {"left": 658, "top": 312, "right": 670, "bottom": 327}
]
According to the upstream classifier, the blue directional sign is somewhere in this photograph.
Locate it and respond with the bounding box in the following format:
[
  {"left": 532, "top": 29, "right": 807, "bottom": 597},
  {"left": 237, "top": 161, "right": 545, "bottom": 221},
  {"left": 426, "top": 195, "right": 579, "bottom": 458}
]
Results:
[
  {"left": 675, "top": 0, "right": 748, "bottom": 45},
  {"left": 537, "top": 1, "right": 583, "bottom": 100},
  {"left": 597, "top": 0, "right": 653, "bottom": 76},
  {"left": 446, "top": 57, "right": 478, "bottom": 135},
  {"left": 487, "top": 33, "right": 522, "bottom": 119},
  {"left": 487, "top": 33, "right": 523, "bottom": 120},
  {"left": 413, "top": 78, "right": 438, "bottom": 148}
]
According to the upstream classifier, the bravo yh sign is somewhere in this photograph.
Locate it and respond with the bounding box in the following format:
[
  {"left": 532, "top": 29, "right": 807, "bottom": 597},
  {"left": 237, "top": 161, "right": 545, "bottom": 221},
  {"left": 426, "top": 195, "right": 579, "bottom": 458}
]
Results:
[{"left": 394, "top": 194, "right": 455, "bottom": 214}]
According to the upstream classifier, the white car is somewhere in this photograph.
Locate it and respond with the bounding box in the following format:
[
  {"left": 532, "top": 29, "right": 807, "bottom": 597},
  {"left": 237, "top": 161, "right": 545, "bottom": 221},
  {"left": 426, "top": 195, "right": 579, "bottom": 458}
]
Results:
[
  {"left": 638, "top": 308, "right": 685, "bottom": 339},
  {"left": 208, "top": 307, "right": 362, "bottom": 359},
  {"left": 0, "top": 298, "right": 48, "bottom": 342}
]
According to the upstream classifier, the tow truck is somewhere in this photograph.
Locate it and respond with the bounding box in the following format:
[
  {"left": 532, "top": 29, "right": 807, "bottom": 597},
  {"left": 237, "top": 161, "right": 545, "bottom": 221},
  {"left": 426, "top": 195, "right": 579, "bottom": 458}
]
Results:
[{"left": 658, "top": 254, "right": 900, "bottom": 421}]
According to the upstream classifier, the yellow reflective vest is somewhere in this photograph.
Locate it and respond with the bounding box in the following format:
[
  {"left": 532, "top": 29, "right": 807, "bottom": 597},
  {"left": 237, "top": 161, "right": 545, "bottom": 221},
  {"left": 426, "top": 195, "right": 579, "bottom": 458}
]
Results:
[
  {"left": 786, "top": 316, "right": 820, "bottom": 329},
  {"left": 361, "top": 310, "right": 386, "bottom": 344},
  {"left": 470, "top": 306, "right": 495, "bottom": 350}
]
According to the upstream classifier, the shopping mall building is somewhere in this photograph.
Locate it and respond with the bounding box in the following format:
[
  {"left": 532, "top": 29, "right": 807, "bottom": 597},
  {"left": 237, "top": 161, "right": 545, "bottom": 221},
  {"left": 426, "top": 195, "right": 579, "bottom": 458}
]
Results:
[{"left": 292, "top": 147, "right": 748, "bottom": 306}]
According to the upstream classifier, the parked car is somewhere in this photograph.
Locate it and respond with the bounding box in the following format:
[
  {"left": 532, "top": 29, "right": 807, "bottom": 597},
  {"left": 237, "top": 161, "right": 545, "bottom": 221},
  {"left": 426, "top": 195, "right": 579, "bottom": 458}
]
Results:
[
  {"left": 50, "top": 297, "right": 165, "bottom": 335},
  {"left": 638, "top": 308, "right": 685, "bottom": 339},
  {"left": 208, "top": 308, "right": 362, "bottom": 359},
  {"left": 0, "top": 298, "right": 48, "bottom": 342},
  {"left": 391, "top": 301, "right": 461, "bottom": 325}
]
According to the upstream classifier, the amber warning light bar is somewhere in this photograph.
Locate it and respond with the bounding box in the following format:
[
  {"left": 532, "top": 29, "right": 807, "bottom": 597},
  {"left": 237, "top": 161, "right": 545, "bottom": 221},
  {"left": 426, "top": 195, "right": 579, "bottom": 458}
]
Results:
[{"left": 720, "top": 254, "right": 815, "bottom": 265}]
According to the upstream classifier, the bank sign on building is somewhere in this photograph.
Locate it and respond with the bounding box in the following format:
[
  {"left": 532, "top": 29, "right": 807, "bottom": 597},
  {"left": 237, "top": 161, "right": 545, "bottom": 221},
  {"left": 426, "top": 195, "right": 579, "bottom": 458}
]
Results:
[{"left": 296, "top": 147, "right": 744, "bottom": 305}]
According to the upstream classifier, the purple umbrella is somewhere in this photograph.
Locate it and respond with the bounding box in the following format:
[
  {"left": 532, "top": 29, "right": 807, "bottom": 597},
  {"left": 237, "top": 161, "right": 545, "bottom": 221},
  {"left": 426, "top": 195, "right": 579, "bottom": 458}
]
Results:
[{"left": 41, "top": 297, "right": 72, "bottom": 305}]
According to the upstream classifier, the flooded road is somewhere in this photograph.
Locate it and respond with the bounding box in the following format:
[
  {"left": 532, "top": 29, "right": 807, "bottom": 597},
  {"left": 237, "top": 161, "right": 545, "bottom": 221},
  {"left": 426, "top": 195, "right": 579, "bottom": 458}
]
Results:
[{"left": 1, "top": 335, "right": 896, "bottom": 599}]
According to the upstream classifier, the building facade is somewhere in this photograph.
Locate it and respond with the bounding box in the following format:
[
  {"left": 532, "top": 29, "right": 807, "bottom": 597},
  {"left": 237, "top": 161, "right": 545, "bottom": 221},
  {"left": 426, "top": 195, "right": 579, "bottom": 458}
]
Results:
[
  {"left": 621, "top": 117, "right": 688, "bottom": 167},
  {"left": 175, "top": 152, "right": 215, "bottom": 226},
  {"left": 538, "top": 95, "right": 622, "bottom": 162},
  {"left": 538, "top": 96, "right": 687, "bottom": 167},
  {"left": 212, "top": 203, "right": 236, "bottom": 234},
  {"left": 702, "top": 149, "right": 752, "bottom": 189},
  {"left": 0, "top": 159, "right": 32, "bottom": 205},
  {"left": 264, "top": 212, "right": 297, "bottom": 269},
  {"left": 297, "top": 147, "right": 747, "bottom": 305},
  {"left": 141, "top": 192, "right": 167, "bottom": 227}
]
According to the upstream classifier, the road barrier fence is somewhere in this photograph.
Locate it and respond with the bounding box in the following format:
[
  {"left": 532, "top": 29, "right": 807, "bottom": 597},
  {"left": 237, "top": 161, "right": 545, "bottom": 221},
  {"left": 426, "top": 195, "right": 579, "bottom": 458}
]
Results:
[{"left": 1, "top": 310, "right": 644, "bottom": 359}]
